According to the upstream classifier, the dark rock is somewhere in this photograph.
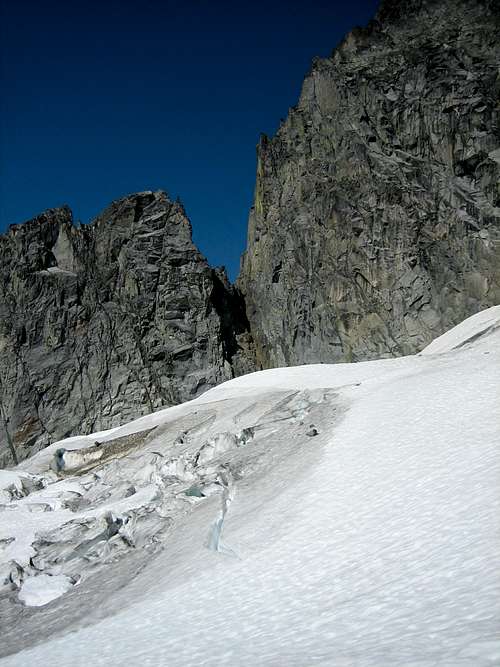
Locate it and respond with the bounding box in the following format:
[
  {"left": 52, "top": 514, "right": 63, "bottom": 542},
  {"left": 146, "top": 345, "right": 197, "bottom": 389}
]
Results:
[
  {"left": 2, "top": 0, "right": 500, "bottom": 465},
  {"left": 0, "top": 191, "right": 254, "bottom": 465},
  {"left": 238, "top": 0, "right": 500, "bottom": 368}
]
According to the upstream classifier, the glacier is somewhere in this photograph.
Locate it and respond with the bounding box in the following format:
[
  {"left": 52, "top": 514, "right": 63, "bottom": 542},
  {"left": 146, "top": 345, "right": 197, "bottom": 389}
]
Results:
[{"left": 0, "top": 306, "right": 499, "bottom": 666}]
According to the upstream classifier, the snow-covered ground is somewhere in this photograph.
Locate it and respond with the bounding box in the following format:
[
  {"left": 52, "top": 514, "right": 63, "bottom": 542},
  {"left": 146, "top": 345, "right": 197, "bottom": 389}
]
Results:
[{"left": 1, "top": 307, "right": 499, "bottom": 666}]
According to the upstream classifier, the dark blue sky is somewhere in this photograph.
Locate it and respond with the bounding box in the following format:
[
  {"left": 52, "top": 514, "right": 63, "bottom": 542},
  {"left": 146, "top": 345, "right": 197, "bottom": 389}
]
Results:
[{"left": 1, "top": 0, "right": 379, "bottom": 279}]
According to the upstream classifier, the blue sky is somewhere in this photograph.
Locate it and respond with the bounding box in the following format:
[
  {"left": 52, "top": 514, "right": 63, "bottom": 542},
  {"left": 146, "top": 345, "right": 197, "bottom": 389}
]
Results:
[{"left": 1, "top": 0, "right": 379, "bottom": 280}]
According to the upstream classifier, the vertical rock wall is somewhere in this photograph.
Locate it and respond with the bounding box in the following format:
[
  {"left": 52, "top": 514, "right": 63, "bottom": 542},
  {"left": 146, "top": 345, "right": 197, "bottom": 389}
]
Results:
[
  {"left": 2, "top": 0, "right": 499, "bottom": 464},
  {"left": 238, "top": 0, "right": 500, "bottom": 367}
]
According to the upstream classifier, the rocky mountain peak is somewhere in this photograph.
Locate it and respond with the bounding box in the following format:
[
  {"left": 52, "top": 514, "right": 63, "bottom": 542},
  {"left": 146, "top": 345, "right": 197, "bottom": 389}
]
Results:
[
  {"left": 0, "top": 192, "right": 254, "bottom": 465},
  {"left": 4, "top": 206, "right": 75, "bottom": 274},
  {"left": 93, "top": 191, "right": 171, "bottom": 228},
  {"left": 1, "top": 0, "right": 499, "bottom": 465},
  {"left": 238, "top": 0, "right": 500, "bottom": 368}
]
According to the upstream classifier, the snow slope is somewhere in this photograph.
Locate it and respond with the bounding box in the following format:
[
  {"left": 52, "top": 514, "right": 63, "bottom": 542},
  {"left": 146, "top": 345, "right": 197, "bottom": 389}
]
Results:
[
  {"left": 421, "top": 305, "right": 500, "bottom": 355},
  {"left": 1, "top": 308, "right": 499, "bottom": 666}
]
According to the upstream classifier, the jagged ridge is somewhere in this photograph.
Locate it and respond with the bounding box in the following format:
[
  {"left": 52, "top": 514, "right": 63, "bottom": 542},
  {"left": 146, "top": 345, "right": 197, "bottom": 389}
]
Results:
[
  {"left": 0, "top": 191, "right": 254, "bottom": 465},
  {"left": 2, "top": 0, "right": 500, "bottom": 464}
]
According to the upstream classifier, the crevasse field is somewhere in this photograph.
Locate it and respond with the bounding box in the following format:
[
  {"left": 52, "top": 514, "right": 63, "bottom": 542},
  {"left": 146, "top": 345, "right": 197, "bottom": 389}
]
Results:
[{"left": 1, "top": 307, "right": 499, "bottom": 666}]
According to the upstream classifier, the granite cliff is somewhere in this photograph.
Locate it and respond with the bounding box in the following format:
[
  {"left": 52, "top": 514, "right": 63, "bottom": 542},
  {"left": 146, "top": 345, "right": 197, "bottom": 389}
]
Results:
[
  {"left": 1, "top": 0, "right": 499, "bottom": 464},
  {"left": 238, "top": 0, "right": 500, "bottom": 366},
  {"left": 0, "top": 192, "right": 253, "bottom": 464}
]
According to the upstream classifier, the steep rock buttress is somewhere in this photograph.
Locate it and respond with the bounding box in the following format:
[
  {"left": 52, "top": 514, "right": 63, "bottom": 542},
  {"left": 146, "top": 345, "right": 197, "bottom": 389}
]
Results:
[
  {"left": 2, "top": 0, "right": 500, "bottom": 463},
  {"left": 0, "top": 192, "right": 253, "bottom": 464},
  {"left": 238, "top": 0, "right": 500, "bottom": 367}
]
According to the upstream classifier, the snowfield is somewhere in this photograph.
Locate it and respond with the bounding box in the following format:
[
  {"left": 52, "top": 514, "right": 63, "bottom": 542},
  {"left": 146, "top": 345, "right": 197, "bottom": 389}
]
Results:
[{"left": 1, "top": 307, "right": 499, "bottom": 666}]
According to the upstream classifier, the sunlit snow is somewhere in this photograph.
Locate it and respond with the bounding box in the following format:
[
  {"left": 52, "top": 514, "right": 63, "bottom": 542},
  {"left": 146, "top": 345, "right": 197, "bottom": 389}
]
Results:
[
  {"left": 18, "top": 574, "right": 75, "bottom": 607},
  {"left": 1, "top": 307, "right": 499, "bottom": 666}
]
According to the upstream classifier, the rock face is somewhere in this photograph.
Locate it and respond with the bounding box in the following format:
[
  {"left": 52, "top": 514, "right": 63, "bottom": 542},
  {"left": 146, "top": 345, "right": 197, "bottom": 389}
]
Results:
[
  {"left": 2, "top": 0, "right": 500, "bottom": 465},
  {"left": 238, "top": 0, "right": 500, "bottom": 367},
  {"left": 0, "top": 192, "right": 253, "bottom": 465}
]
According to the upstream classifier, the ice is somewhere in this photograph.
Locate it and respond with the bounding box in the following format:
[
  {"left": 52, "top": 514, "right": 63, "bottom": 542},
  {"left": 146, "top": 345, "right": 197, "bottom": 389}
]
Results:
[
  {"left": 0, "top": 470, "right": 44, "bottom": 502},
  {"left": 0, "top": 307, "right": 499, "bottom": 666},
  {"left": 18, "top": 574, "right": 74, "bottom": 607}
]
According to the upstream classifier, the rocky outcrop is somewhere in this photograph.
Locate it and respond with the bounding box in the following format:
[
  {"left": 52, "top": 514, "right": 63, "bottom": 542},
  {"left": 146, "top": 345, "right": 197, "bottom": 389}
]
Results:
[
  {"left": 2, "top": 0, "right": 500, "bottom": 465},
  {"left": 238, "top": 0, "right": 500, "bottom": 367},
  {"left": 0, "top": 191, "right": 253, "bottom": 465}
]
